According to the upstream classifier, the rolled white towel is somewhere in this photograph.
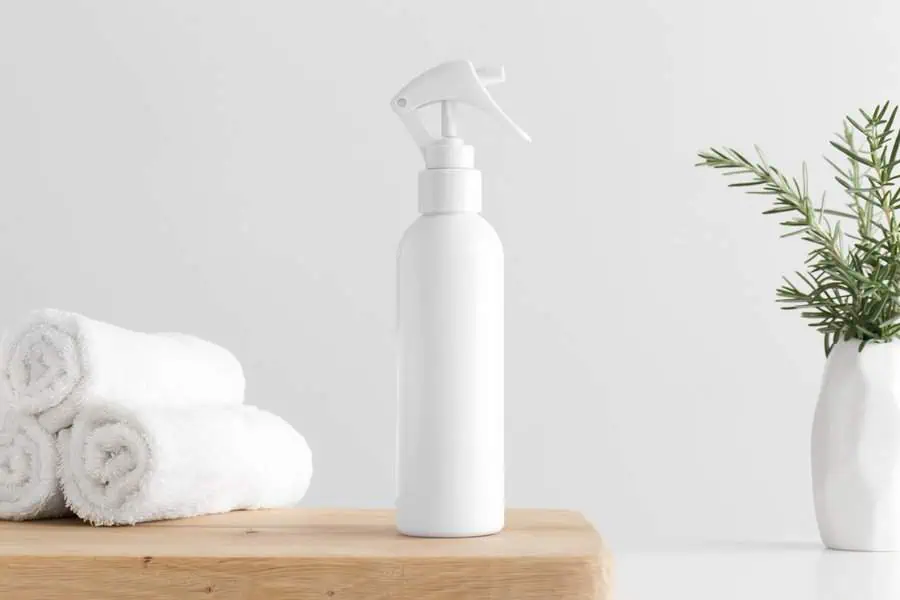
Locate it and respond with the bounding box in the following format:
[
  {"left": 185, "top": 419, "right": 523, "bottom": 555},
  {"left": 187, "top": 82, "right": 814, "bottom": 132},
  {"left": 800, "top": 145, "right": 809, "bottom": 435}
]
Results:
[
  {"left": 58, "top": 403, "right": 313, "bottom": 525},
  {"left": 0, "top": 309, "right": 245, "bottom": 433},
  {"left": 0, "top": 409, "right": 68, "bottom": 520}
]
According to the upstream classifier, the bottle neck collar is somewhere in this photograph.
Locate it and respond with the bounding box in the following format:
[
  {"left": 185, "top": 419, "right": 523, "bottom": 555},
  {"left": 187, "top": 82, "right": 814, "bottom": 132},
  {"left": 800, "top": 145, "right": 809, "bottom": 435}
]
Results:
[{"left": 418, "top": 168, "right": 482, "bottom": 214}]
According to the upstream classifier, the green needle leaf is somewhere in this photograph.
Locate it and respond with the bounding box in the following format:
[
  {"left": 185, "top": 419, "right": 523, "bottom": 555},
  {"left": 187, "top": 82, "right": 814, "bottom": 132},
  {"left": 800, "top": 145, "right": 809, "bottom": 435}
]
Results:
[{"left": 696, "top": 102, "right": 900, "bottom": 355}]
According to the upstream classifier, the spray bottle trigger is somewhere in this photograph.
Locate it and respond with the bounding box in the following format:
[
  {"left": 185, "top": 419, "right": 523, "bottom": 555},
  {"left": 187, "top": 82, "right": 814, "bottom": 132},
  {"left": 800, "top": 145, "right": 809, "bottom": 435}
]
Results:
[{"left": 391, "top": 60, "right": 530, "bottom": 160}]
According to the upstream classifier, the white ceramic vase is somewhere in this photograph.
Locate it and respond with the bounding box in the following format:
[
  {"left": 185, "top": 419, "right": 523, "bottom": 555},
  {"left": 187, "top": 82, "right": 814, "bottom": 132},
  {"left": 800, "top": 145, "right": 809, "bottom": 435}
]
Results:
[{"left": 812, "top": 340, "right": 900, "bottom": 551}]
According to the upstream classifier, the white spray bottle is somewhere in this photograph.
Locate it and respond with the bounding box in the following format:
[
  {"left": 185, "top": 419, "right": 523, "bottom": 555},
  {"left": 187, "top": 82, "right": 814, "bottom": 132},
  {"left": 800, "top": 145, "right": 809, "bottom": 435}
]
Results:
[{"left": 391, "top": 61, "right": 530, "bottom": 537}]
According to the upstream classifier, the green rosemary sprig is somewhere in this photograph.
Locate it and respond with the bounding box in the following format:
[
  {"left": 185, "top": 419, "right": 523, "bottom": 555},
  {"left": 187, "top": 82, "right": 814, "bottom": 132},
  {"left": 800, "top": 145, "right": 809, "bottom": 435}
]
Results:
[{"left": 697, "top": 102, "right": 900, "bottom": 355}]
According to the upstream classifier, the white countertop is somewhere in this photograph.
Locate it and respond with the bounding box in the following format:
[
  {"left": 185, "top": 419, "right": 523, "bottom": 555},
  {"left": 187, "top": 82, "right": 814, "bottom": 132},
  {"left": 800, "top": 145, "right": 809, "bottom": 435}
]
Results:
[{"left": 615, "top": 540, "right": 900, "bottom": 599}]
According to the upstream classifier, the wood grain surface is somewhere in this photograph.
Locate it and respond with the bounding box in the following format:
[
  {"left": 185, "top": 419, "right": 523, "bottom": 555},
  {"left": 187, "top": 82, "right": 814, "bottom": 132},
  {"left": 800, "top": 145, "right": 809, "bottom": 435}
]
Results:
[{"left": 0, "top": 508, "right": 611, "bottom": 600}]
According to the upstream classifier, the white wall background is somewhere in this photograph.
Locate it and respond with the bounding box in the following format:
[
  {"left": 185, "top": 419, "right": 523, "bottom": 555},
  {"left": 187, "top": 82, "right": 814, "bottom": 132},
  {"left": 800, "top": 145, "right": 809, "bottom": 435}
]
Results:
[{"left": 2, "top": 0, "right": 898, "bottom": 547}]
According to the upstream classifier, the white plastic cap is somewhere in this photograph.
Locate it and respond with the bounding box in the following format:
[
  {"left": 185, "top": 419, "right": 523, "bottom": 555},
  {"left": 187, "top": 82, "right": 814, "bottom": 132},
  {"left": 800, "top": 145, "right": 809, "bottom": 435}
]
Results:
[{"left": 424, "top": 138, "right": 474, "bottom": 169}]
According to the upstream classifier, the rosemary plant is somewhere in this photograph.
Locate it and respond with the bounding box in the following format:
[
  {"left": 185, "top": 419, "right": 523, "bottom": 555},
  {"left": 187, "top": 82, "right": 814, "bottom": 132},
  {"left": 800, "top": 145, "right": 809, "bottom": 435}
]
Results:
[{"left": 697, "top": 102, "right": 900, "bottom": 356}]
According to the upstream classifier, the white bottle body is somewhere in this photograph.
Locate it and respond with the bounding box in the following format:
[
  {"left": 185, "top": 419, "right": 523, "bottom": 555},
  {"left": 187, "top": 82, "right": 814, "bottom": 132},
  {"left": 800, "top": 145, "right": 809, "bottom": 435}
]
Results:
[{"left": 396, "top": 211, "right": 504, "bottom": 537}]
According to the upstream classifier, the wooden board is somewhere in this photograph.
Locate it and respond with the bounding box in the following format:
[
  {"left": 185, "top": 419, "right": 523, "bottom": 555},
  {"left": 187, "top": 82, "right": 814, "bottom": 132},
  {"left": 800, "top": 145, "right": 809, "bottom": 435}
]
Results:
[{"left": 0, "top": 508, "right": 611, "bottom": 600}]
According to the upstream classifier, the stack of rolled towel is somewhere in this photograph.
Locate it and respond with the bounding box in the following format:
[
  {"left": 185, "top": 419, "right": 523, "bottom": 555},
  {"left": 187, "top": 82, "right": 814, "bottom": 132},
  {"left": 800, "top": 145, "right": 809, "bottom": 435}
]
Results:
[{"left": 0, "top": 309, "right": 312, "bottom": 525}]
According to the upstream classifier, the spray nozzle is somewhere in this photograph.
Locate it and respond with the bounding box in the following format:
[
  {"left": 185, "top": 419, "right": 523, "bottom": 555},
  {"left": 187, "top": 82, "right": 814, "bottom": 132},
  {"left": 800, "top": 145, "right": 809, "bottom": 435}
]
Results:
[{"left": 391, "top": 60, "right": 530, "bottom": 167}]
